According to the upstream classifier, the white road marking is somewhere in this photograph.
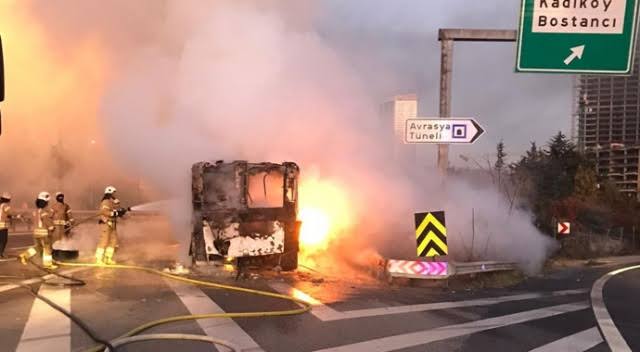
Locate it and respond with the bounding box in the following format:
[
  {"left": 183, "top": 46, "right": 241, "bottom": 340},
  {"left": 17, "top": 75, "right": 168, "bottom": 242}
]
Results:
[
  {"left": 529, "top": 327, "right": 603, "bottom": 352},
  {"left": 166, "top": 279, "right": 264, "bottom": 352},
  {"left": 270, "top": 282, "right": 343, "bottom": 321},
  {"left": 270, "top": 282, "right": 588, "bottom": 322},
  {"left": 0, "top": 267, "right": 88, "bottom": 293},
  {"left": 313, "top": 302, "right": 589, "bottom": 352},
  {"left": 591, "top": 264, "right": 640, "bottom": 352},
  {"left": 16, "top": 286, "right": 71, "bottom": 352}
]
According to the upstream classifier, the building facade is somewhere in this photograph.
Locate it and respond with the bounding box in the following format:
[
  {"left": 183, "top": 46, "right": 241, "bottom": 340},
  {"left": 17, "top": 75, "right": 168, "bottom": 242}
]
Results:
[
  {"left": 574, "top": 51, "right": 640, "bottom": 199},
  {"left": 585, "top": 145, "right": 640, "bottom": 197},
  {"left": 380, "top": 94, "right": 418, "bottom": 167}
]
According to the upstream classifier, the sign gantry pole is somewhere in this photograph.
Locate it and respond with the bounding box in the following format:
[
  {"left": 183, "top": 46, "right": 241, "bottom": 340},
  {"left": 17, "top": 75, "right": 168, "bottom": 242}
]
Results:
[{"left": 434, "top": 29, "right": 516, "bottom": 175}]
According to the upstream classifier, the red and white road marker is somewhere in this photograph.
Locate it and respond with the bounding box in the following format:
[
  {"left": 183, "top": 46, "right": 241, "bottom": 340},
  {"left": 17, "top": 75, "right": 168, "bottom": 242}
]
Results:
[
  {"left": 387, "top": 259, "right": 449, "bottom": 278},
  {"left": 557, "top": 222, "right": 571, "bottom": 236}
]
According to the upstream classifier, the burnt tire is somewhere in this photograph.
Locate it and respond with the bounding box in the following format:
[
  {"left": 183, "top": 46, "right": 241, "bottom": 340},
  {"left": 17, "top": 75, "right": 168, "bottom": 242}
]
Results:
[
  {"left": 191, "top": 213, "right": 207, "bottom": 262},
  {"left": 280, "top": 250, "right": 298, "bottom": 271},
  {"left": 280, "top": 220, "right": 300, "bottom": 271}
]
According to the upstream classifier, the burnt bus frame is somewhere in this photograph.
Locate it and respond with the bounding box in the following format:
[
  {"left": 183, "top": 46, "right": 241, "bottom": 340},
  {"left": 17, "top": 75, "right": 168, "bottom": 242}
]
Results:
[{"left": 190, "top": 161, "right": 300, "bottom": 269}]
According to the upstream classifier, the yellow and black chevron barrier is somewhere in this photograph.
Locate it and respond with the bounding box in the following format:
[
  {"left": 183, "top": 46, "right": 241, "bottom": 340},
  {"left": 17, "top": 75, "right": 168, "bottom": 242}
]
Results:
[{"left": 414, "top": 211, "right": 448, "bottom": 257}]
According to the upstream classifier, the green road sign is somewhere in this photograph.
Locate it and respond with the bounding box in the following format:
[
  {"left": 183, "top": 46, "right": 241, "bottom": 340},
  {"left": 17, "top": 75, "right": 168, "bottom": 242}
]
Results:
[{"left": 517, "top": 0, "right": 639, "bottom": 74}]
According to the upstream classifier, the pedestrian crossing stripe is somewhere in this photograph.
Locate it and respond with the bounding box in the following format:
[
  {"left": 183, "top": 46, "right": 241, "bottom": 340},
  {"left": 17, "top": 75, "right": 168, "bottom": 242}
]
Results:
[{"left": 415, "top": 211, "right": 447, "bottom": 257}]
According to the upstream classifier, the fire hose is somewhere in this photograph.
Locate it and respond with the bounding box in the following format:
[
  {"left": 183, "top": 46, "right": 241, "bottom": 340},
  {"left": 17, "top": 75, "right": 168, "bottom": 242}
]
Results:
[
  {"left": 1, "top": 212, "right": 312, "bottom": 351},
  {"left": 7, "top": 212, "right": 102, "bottom": 237},
  {"left": 0, "top": 255, "right": 119, "bottom": 351},
  {"left": 54, "top": 261, "right": 311, "bottom": 352},
  {"left": 2, "top": 257, "right": 311, "bottom": 352},
  {"left": 105, "top": 334, "right": 238, "bottom": 351},
  {"left": 19, "top": 261, "right": 241, "bottom": 352},
  {"left": 21, "top": 259, "right": 118, "bottom": 351}
]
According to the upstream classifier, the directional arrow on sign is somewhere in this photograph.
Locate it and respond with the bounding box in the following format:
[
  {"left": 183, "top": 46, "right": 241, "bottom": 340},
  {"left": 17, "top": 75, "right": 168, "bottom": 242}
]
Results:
[
  {"left": 405, "top": 118, "right": 485, "bottom": 144},
  {"left": 563, "top": 45, "right": 585, "bottom": 66},
  {"left": 517, "top": 0, "right": 639, "bottom": 74},
  {"left": 557, "top": 222, "right": 571, "bottom": 235},
  {"left": 387, "top": 259, "right": 449, "bottom": 277}
]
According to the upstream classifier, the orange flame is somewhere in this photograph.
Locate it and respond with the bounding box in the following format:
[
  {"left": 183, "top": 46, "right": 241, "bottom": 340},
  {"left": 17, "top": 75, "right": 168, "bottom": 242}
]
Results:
[{"left": 298, "top": 177, "right": 352, "bottom": 267}]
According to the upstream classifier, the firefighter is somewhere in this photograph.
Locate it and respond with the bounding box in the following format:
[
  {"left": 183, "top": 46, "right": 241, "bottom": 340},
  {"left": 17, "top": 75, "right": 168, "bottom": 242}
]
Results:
[
  {"left": 19, "top": 192, "right": 56, "bottom": 268},
  {"left": 51, "top": 192, "right": 74, "bottom": 244},
  {"left": 112, "top": 198, "right": 122, "bottom": 251},
  {"left": 96, "top": 186, "right": 128, "bottom": 265},
  {"left": 0, "top": 192, "right": 19, "bottom": 258}
]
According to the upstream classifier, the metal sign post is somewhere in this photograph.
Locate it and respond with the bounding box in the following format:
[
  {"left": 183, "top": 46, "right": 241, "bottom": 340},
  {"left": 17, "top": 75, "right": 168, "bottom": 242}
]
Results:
[{"left": 437, "top": 29, "right": 516, "bottom": 175}]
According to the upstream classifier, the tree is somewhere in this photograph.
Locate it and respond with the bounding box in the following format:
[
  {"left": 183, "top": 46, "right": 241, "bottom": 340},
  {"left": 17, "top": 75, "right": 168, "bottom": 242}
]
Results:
[
  {"left": 495, "top": 140, "right": 506, "bottom": 172},
  {"left": 574, "top": 164, "right": 598, "bottom": 200},
  {"left": 598, "top": 179, "right": 624, "bottom": 206},
  {"left": 509, "top": 131, "right": 640, "bottom": 238},
  {"left": 547, "top": 131, "right": 573, "bottom": 159},
  {"left": 526, "top": 142, "right": 541, "bottom": 162},
  {"left": 510, "top": 132, "right": 593, "bottom": 234}
]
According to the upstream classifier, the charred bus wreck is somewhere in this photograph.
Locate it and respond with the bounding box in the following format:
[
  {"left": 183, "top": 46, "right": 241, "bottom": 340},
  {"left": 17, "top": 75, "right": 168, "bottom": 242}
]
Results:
[{"left": 191, "top": 161, "right": 301, "bottom": 271}]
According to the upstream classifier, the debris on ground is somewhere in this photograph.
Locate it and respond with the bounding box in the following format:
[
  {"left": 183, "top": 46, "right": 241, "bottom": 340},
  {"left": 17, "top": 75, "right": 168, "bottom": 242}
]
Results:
[
  {"left": 162, "top": 263, "right": 191, "bottom": 275},
  {"left": 585, "top": 259, "right": 608, "bottom": 266}
]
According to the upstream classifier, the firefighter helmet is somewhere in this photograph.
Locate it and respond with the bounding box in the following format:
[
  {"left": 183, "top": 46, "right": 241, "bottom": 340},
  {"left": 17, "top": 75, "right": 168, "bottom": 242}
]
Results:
[
  {"left": 37, "top": 192, "right": 51, "bottom": 201},
  {"left": 104, "top": 186, "right": 117, "bottom": 195}
]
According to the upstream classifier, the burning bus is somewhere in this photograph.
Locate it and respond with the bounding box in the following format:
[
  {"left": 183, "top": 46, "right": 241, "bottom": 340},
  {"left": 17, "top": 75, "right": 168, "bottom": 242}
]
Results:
[{"left": 190, "top": 160, "right": 301, "bottom": 271}]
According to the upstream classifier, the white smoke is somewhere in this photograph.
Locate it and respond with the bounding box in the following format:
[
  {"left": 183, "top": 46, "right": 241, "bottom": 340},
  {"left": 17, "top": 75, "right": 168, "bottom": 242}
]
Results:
[{"left": 19, "top": 0, "right": 557, "bottom": 273}]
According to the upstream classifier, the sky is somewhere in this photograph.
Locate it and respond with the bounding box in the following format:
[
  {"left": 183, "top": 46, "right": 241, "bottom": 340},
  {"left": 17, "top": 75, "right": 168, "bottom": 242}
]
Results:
[{"left": 316, "top": 0, "right": 573, "bottom": 164}]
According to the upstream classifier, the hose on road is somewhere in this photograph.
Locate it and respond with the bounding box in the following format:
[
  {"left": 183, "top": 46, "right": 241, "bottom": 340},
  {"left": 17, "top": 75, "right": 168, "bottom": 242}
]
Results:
[
  {"left": 27, "top": 258, "right": 86, "bottom": 287},
  {"left": 54, "top": 261, "right": 311, "bottom": 352},
  {"left": 0, "top": 256, "right": 117, "bottom": 351},
  {"left": 1, "top": 211, "right": 310, "bottom": 351},
  {"left": 19, "top": 282, "right": 117, "bottom": 352},
  {"left": 23, "top": 259, "right": 120, "bottom": 350},
  {"left": 105, "top": 333, "right": 238, "bottom": 352}
]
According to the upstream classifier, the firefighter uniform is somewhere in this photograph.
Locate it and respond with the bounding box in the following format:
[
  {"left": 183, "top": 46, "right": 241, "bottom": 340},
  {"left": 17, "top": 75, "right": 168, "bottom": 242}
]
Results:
[
  {"left": 0, "top": 192, "right": 15, "bottom": 257},
  {"left": 20, "top": 192, "right": 56, "bottom": 268},
  {"left": 96, "top": 186, "right": 119, "bottom": 265},
  {"left": 52, "top": 192, "right": 74, "bottom": 243}
]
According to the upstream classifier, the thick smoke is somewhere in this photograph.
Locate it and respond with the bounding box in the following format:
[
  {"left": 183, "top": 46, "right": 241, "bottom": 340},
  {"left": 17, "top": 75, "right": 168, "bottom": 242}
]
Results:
[
  {"left": 10, "top": 0, "right": 557, "bottom": 273},
  {"left": 0, "top": 0, "right": 158, "bottom": 208}
]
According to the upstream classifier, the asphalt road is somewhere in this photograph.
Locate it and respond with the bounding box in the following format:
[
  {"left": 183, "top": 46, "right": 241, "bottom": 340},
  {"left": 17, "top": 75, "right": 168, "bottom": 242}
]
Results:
[
  {"left": 1, "top": 252, "right": 639, "bottom": 352},
  {"left": 600, "top": 265, "right": 640, "bottom": 351},
  {"left": 4, "top": 230, "right": 37, "bottom": 255},
  {"left": 1, "top": 220, "right": 639, "bottom": 352}
]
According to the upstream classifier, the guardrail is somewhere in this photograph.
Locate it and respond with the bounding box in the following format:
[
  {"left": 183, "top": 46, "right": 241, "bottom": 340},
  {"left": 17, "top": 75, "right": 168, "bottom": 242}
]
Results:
[
  {"left": 386, "top": 259, "right": 518, "bottom": 280},
  {"left": 450, "top": 261, "right": 518, "bottom": 275}
]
